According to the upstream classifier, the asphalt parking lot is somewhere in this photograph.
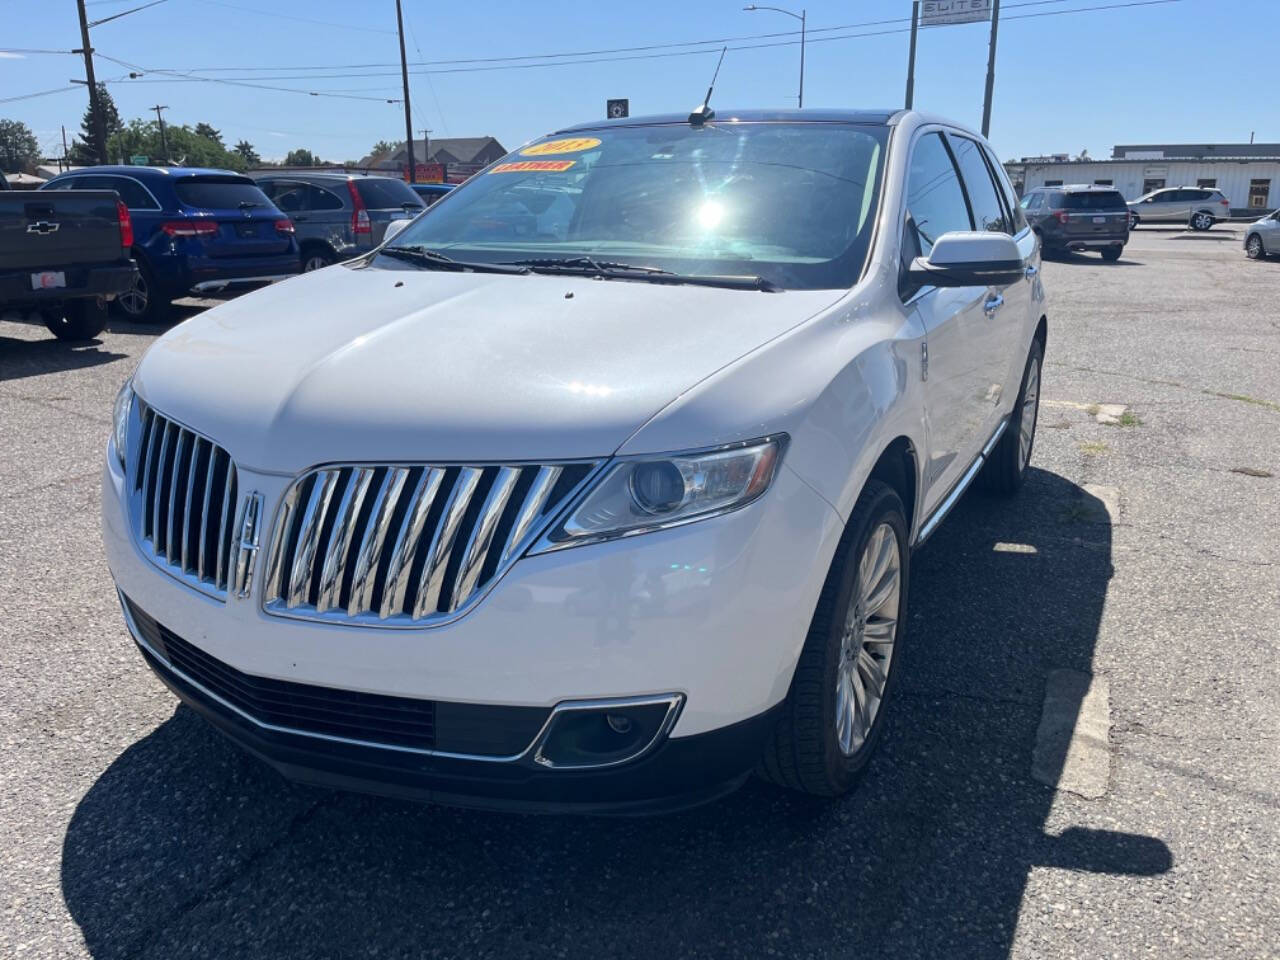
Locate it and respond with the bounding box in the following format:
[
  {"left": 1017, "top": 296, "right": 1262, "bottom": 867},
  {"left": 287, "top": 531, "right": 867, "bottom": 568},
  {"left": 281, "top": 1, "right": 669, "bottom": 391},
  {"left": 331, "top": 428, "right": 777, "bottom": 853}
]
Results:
[{"left": 2, "top": 227, "right": 1276, "bottom": 959}]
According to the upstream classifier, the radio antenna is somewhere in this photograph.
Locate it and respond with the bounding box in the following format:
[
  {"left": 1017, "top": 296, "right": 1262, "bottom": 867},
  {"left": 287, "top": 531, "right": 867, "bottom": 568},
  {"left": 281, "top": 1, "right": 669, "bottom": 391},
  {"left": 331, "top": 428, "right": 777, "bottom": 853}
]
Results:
[{"left": 688, "top": 46, "right": 727, "bottom": 125}]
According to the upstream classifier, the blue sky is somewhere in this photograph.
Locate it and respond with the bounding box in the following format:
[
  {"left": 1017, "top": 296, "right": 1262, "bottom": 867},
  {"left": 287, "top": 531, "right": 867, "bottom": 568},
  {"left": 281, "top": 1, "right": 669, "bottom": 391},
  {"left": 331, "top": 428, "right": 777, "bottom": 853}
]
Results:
[{"left": 2, "top": 0, "right": 1272, "bottom": 165}]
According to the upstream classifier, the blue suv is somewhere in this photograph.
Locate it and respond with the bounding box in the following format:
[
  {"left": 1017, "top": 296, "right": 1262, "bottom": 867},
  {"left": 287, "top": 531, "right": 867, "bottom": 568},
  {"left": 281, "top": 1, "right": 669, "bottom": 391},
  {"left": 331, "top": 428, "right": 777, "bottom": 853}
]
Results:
[{"left": 40, "top": 166, "right": 300, "bottom": 322}]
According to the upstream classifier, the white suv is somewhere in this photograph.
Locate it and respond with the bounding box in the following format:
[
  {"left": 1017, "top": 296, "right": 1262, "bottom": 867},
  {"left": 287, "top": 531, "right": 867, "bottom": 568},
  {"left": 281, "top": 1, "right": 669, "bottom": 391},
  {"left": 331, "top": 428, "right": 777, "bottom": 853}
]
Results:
[
  {"left": 1127, "top": 186, "right": 1232, "bottom": 231},
  {"left": 104, "top": 109, "right": 1047, "bottom": 813}
]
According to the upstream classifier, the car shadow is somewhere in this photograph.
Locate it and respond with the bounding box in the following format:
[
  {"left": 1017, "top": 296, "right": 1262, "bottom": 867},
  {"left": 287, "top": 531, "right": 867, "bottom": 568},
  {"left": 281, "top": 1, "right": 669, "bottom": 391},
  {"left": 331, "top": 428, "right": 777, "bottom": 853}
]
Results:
[
  {"left": 0, "top": 332, "right": 127, "bottom": 383},
  {"left": 1043, "top": 250, "right": 1143, "bottom": 267},
  {"left": 61, "top": 468, "right": 1170, "bottom": 959}
]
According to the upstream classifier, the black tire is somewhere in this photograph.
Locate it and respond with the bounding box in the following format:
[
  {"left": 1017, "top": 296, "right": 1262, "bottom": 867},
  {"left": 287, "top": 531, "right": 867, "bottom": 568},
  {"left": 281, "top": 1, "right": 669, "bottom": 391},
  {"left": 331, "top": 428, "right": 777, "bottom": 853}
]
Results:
[
  {"left": 1130, "top": 215, "right": 1140, "bottom": 230},
  {"left": 979, "top": 338, "right": 1044, "bottom": 495},
  {"left": 1190, "top": 211, "right": 1214, "bottom": 232},
  {"left": 759, "top": 480, "right": 909, "bottom": 797},
  {"left": 114, "top": 259, "right": 170, "bottom": 324},
  {"left": 1100, "top": 244, "right": 1123, "bottom": 262},
  {"left": 43, "top": 298, "right": 108, "bottom": 341},
  {"left": 301, "top": 246, "right": 336, "bottom": 272},
  {"left": 1245, "top": 233, "right": 1266, "bottom": 260}
]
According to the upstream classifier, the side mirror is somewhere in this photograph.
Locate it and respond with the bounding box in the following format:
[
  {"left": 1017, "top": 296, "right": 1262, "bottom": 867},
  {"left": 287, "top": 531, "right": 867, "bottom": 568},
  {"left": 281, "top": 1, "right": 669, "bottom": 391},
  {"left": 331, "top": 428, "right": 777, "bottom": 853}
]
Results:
[
  {"left": 382, "top": 218, "right": 411, "bottom": 245},
  {"left": 909, "top": 231, "right": 1024, "bottom": 288}
]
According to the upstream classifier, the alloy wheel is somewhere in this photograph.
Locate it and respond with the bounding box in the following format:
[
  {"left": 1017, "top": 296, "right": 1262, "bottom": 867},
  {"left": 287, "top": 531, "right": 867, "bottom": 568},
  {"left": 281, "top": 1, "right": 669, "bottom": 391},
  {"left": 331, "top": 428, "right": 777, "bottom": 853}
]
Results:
[
  {"left": 1192, "top": 212, "right": 1213, "bottom": 231},
  {"left": 303, "top": 255, "right": 330, "bottom": 272},
  {"left": 835, "top": 523, "right": 900, "bottom": 756},
  {"left": 1246, "top": 235, "right": 1263, "bottom": 259},
  {"left": 118, "top": 272, "right": 149, "bottom": 317},
  {"left": 1019, "top": 355, "right": 1041, "bottom": 470}
]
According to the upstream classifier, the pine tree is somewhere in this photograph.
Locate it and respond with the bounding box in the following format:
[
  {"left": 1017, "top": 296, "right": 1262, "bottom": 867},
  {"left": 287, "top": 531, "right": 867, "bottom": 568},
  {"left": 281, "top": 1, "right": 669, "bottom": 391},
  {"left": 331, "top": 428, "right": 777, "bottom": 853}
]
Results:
[{"left": 233, "top": 140, "right": 260, "bottom": 165}]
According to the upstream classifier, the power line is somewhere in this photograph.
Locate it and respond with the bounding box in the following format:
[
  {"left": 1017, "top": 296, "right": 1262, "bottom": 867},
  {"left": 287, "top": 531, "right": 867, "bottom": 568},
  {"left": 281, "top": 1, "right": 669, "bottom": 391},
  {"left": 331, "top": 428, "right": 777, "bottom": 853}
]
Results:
[
  {"left": 116, "top": 0, "right": 1185, "bottom": 82},
  {"left": 0, "top": 85, "right": 83, "bottom": 105},
  {"left": 191, "top": 0, "right": 397, "bottom": 36},
  {"left": 88, "top": 0, "right": 170, "bottom": 28}
]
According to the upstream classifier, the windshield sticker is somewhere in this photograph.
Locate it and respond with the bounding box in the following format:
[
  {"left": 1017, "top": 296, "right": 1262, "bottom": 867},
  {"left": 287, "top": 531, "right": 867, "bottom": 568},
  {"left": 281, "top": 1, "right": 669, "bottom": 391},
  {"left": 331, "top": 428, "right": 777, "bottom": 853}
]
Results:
[
  {"left": 519, "top": 137, "right": 601, "bottom": 157},
  {"left": 489, "top": 159, "right": 576, "bottom": 174}
]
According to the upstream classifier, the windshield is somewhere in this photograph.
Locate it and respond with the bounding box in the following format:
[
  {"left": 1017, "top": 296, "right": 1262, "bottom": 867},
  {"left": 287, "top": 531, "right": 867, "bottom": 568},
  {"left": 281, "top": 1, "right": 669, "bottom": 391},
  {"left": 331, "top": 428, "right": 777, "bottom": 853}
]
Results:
[{"left": 383, "top": 122, "right": 889, "bottom": 290}]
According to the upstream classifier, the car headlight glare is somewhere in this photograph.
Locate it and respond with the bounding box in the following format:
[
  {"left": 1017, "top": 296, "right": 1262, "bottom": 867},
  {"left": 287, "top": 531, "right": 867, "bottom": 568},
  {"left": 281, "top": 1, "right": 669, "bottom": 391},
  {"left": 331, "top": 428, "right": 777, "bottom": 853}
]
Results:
[
  {"left": 112, "top": 377, "right": 133, "bottom": 466},
  {"left": 537, "top": 436, "right": 786, "bottom": 551}
]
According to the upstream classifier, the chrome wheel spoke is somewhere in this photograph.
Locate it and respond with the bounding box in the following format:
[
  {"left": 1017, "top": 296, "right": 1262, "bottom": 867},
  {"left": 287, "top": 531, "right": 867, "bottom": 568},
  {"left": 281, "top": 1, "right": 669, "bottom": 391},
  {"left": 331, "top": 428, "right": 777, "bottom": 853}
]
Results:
[{"left": 834, "top": 520, "right": 901, "bottom": 757}]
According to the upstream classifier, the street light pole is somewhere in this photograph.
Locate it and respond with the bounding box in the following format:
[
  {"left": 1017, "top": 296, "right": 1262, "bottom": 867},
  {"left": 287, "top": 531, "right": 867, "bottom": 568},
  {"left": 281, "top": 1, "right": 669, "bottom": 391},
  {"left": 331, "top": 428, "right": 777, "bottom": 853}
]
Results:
[{"left": 743, "top": 5, "right": 806, "bottom": 109}]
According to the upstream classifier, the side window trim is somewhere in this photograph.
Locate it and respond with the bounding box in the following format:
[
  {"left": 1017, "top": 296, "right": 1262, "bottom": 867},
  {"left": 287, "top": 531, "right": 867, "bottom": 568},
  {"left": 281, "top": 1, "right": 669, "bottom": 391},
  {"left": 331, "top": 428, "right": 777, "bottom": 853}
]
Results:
[
  {"left": 898, "top": 126, "right": 972, "bottom": 304},
  {"left": 108, "top": 174, "right": 162, "bottom": 211},
  {"left": 939, "top": 130, "right": 977, "bottom": 231}
]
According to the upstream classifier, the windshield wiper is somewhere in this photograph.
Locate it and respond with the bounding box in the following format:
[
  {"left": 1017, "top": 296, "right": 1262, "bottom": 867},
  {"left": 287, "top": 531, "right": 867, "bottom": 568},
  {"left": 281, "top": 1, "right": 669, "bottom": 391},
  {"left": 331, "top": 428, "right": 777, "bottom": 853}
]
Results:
[
  {"left": 502, "top": 256, "right": 779, "bottom": 291},
  {"left": 380, "top": 245, "right": 529, "bottom": 275}
]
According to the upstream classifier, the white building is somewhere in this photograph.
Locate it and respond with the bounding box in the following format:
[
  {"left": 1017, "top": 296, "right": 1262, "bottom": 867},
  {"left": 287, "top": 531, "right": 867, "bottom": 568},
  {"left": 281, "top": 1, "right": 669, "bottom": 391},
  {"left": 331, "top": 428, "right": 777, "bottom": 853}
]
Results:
[{"left": 1009, "top": 142, "right": 1279, "bottom": 215}]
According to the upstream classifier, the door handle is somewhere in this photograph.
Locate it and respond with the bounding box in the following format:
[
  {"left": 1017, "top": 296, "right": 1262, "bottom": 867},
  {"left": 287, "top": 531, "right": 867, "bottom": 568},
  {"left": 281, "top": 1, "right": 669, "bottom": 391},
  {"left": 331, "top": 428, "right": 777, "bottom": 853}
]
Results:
[
  {"left": 1025, "top": 263, "right": 1038, "bottom": 278},
  {"left": 983, "top": 293, "right": 1005, "bottom": 317}
]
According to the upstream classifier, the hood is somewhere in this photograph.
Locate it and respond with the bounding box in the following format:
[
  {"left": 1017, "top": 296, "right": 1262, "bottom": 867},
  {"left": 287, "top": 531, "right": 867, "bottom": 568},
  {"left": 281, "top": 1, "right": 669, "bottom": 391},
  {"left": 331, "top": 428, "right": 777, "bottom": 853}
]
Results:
[{"left": 135, "top": 261, "right": 841, "bottom": 473}]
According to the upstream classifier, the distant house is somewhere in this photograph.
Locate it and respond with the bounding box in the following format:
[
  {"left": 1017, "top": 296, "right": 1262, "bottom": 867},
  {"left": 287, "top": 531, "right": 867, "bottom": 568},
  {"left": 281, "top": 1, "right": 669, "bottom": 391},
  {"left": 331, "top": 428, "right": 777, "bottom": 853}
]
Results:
[{"left": 358, "top": 137, "right": 507, "bottom": 170}]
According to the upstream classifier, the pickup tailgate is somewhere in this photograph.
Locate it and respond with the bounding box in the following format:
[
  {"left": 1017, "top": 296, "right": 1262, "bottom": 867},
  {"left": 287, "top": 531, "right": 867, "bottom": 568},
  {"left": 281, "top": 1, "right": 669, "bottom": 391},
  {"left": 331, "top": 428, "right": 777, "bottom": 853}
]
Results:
[{"left": 0, "top": 191, "right": 123, "bottom": 271}]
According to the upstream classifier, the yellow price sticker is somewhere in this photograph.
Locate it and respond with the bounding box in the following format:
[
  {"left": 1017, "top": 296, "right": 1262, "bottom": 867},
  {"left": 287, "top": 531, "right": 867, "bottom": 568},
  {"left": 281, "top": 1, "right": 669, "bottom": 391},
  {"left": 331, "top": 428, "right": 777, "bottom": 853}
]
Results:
[{"left": 520, "top": 137, "right": 602, "bottom": 157}]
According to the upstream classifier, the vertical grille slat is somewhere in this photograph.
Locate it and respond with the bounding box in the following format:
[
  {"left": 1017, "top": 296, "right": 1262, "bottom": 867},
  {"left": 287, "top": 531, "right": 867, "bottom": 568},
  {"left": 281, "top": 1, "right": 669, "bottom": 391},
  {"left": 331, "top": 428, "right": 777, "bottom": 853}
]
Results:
[
  {"left": 286, "top": 470, "right": 340, "bottom": 608},
  {"left": 449, "top": 466, "right": 521, "bottom": 612},
  {"left": 347, "top": 468, "right": 409, "bottom": 616},
  {"left": 128, "top": 404, "right": 240, "bottom": 599},
  {"left": 315, "top": 467, "right": 375, "bottom": 613},
  {"left": 497, "top": 465, "right": 563, "bottom": 568},
  {"left": 412, "top": 466, "right": 484, "bottom": 619},
  {"left": 263, "top": 459, "right": 596, "bottom": 627},
  {"left": 378, "top": 467, "right": 445, "bottom": 619}
]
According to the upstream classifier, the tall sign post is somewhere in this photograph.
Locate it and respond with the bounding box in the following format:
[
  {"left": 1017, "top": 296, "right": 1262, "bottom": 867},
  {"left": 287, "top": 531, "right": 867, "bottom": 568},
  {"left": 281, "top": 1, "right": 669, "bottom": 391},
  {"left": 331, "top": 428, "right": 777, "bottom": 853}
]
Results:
[
  {"left": 981, "top": 0, "right": 1001, "bottom": 137},
  {"left": 908, "top": 1, "right": 998, "bottom": 131},
  {"left": 904, "top": 2, "right": 919, "bottom": 109}
]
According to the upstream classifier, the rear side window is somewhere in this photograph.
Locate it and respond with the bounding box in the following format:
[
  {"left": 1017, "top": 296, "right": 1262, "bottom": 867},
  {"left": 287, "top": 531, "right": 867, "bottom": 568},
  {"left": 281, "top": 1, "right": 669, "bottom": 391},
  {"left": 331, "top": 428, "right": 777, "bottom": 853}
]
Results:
[
  {"left": 175, "top": 176, "right": 273, "bottom": 210},
  {"left": 903, "top": 132, "right": 972, "bottom": 260},
  {"left": 310, "top": 185, "right": 345, "bottom": 210},
  {"left": 949, "top": 135, "right": 1010, "bottom": 233},
  {"left": 73, "top": 174, "right": 159, "bottom": 209},
  {"left": 354, "top": 177, "right": 424, "bottom": 210},
  {"left": 1063, "top": 191, "right": 1127, "bottom": 210}
]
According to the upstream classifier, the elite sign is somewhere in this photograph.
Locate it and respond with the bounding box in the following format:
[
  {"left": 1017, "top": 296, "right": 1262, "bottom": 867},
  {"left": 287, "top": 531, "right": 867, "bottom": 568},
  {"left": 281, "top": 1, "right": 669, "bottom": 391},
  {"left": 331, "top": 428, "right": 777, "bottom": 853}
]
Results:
[{"left": 921, "top": 0, "right": 992, "bottom": 26}]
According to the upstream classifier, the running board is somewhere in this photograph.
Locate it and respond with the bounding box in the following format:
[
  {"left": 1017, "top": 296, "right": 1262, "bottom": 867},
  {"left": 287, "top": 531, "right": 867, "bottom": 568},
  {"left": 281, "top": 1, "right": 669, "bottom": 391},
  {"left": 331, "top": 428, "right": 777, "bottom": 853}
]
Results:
[{"left": 914, "top": 417, "right": 1008, "bottom": 546}]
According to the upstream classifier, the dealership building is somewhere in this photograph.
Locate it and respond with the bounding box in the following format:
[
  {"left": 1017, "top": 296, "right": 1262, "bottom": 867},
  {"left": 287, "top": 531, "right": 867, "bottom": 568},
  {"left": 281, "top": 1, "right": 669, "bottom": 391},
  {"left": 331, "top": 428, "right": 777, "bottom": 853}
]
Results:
[{"left": 1007, "top": 142, "right": 1279, "bottom": 216}]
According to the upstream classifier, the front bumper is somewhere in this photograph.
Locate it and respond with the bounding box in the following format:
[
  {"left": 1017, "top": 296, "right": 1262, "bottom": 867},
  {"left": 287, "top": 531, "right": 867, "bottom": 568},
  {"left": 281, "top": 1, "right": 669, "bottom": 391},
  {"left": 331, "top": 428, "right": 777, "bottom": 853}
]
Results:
[{"left": 103, "top": 446, "right": 843, "bottom": 808}]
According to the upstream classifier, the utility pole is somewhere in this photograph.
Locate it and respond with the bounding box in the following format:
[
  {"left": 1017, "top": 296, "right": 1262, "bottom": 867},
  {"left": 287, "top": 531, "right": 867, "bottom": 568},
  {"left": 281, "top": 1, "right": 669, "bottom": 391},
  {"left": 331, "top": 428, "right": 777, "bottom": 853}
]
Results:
[
  {"left": 61, "top": 125, "right": 69, "bottom": 173},
  {"left": 74, "top": 0, "right": 108, "bottom": 164},
  {"left": 981, "top": 0, "right": 1001, "bottom": 138},
  {"left": 420, "top": 128, "right": 432, "bottom": 165},
  {"left": 152, "top": 105, "right": 170, "bottom": 164},
  {"left": 905, "top": 1, "right": 919, "bottom": 109},
  {"left": 394, "top": 0, "right": 416, "bottom": 182},
  {"left": 797, "top": 9, "right": 805, "bottom": 109}
]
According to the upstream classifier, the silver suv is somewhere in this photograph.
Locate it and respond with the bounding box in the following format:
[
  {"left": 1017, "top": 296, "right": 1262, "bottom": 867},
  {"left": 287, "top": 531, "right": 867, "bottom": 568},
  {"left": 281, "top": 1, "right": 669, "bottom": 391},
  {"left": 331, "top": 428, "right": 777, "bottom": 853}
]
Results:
[
  {"left": 253, "top": 173, "right": 425, "bottom": 271},
  {"left": 1127, "top": 186, "right": 1231, "bottom": 231}
]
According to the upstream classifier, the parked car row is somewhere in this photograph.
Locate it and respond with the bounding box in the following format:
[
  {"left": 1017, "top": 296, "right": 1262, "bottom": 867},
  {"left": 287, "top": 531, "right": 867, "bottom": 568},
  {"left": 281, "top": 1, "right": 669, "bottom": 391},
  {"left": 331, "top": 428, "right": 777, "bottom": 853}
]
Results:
[{"left": 31, "top": 167, "right": 430, "bottom": 324}]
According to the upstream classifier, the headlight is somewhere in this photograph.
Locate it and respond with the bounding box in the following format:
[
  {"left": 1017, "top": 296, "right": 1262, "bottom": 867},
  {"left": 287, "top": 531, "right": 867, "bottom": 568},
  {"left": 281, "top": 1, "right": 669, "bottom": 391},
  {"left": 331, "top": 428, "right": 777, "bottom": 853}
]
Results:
[
  {"left": 112, "top": 377, "right": 133, "bottom": 466},
  {"left": 534, "top": 436, "right": 786, "bottom": 551}
]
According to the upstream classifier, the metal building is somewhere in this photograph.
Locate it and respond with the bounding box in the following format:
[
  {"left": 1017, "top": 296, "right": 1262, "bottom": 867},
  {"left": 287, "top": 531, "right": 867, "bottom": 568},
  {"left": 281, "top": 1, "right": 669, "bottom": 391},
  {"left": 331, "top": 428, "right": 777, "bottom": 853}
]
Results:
[{"left": 1007, "top": 143, "right": 1279, "bottom": 217}]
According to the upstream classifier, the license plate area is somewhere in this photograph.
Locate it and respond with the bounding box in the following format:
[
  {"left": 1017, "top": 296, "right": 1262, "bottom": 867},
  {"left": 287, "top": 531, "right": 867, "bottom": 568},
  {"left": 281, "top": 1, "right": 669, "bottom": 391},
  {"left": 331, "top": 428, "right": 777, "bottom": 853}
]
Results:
[
  {"left": 1092, "top": 216, "right": 1106, "bottom": 224},
  {"left": 31, "top": 271, "right": 66, "bottom": 290},
  {"left": 235, "top": 223, "right": 258, "bottom": 238}
]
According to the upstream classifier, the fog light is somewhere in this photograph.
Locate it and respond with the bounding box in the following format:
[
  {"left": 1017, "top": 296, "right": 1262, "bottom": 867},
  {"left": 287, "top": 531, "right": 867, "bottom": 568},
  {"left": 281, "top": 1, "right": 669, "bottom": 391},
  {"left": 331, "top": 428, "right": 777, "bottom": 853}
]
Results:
[
  {"left": 533, "top": 696, "right": 682, "bottom": 769},
  {"left": 606, "top": 713, "right": 633, "bottom": 734}
]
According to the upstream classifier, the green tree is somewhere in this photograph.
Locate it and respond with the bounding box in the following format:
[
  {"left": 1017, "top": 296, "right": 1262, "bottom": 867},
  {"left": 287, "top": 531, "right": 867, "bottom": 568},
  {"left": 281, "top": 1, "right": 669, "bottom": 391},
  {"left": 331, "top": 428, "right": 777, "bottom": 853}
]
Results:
[
  {"left": 107, "top": 119, "right": 248, "bottom": 172},
  {"left": 284, "top": 147, "right": 316, "bottom": 167},
  {"left": 68, "top": 84, "right": 123, "bottom": 164},
  {"left": 194, "top": 122, "right": 223, "bottom": 146},
  {"left": 370, "top": 139, "right": 401, "bottom": 159},
  {"left": 233, "top": 140, "right": 260, "bottom": 165},
  {"left": 0, "top": 118, "right": 40, "bottom": 173}
]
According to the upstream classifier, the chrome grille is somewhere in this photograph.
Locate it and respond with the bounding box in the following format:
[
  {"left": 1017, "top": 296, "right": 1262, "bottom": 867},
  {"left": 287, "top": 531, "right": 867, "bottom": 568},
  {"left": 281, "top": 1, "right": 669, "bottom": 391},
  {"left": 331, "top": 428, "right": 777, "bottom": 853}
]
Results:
[
  {"left": 263, "top": 461, "right": 596, "bottom": 626},
  {"left": 132, "top": 405, "right": 240, "bottom": 597}
]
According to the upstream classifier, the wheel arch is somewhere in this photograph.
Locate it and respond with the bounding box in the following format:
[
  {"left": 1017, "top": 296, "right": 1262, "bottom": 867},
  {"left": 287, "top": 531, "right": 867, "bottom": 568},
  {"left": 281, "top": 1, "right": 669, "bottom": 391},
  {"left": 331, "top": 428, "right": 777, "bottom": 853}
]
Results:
[
  {"left": 866, "top": 436, "right": 920, "bottom": 542},
  {"left": 299, "top": 238, "right": 339, "bottom": 260}
]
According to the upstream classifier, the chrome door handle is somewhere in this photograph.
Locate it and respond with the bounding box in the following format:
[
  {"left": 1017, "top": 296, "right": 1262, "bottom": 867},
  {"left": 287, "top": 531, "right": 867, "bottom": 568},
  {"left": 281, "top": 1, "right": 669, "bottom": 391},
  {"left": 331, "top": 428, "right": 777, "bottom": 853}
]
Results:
[
  {"left": 983, "top": 293, "right": 1005, "bottom": 317},
  {"left": 1025, "top": 263, "right": 1038, "bottom": 278}
]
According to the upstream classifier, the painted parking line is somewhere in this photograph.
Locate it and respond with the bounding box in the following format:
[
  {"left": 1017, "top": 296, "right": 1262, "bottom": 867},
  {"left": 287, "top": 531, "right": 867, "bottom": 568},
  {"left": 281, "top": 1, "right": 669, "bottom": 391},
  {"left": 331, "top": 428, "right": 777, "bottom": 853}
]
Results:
[{"left": 1032, "top": 670, "right": 1112, "bottom": 799}]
